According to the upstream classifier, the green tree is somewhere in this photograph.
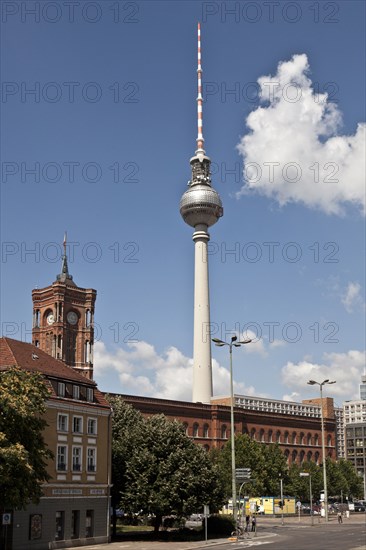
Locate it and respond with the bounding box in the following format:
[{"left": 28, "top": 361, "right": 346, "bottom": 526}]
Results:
[
  {"left": 109, "top": 397, "right": 225, "bottom": 532},
  {"left": 214, "top": 434, "right": 288, "bottom": 498},
  {"left": 109, "top": 397, "right": 145, "bottom": 535},
  {"left": 326, "top": 458, "right": 363, "bottom": 499},
  {"left": 286, "top": 459, "right": 364, "bottom": 502},
  {"left": 286, "top": 461, "right": 323, "bottom": 501},
  {"left": 0, "top": 367, "right": 53, "bottom": 511},
  {"left": 337, "top": 458, "right": 363, "bottom": 498}
]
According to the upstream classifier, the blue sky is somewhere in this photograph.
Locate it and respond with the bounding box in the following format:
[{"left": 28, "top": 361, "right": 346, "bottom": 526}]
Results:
[{"left": 1, "top": 0, "right": 365, "bottom": 406}]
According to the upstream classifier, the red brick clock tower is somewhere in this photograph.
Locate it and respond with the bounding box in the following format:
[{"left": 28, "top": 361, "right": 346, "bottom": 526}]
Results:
[{"left": 32, "top": 237, "right": 97, "bottom": 380}]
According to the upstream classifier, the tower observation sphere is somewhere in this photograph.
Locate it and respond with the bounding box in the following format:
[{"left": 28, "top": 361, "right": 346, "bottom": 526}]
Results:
[
  {"left": 179, "top": 23, "right": 223, "bottom": 404},
  {"left": 180, "top": 165, "right": 223, "bottom": 227}
]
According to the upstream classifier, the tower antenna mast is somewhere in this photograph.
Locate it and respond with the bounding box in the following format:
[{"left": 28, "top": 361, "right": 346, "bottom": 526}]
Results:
[{"left": 196, "top": 23, "right": 205, "bottom": 157}]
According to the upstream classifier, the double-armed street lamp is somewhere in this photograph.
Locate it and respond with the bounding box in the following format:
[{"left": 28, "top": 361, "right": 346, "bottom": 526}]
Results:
[
  {"left": 212, "top": 335, "right": 252, "bottom": 527},
  {"left": 307, "top": 379, "right": 336, "bottom": 522}
]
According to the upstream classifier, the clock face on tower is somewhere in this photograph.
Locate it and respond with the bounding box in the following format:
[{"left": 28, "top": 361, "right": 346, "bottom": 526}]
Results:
[
  {"left": 67, "top": 311, "right": 78, "bottom": 325},
  {"left": 46, "top": 313, "right": 55, "bottom": 325}
]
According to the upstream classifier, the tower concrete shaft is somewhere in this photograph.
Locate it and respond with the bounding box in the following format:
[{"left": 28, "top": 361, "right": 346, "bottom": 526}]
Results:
[{"left": 192, "top": 225, "right": 213, "bottom": 403}]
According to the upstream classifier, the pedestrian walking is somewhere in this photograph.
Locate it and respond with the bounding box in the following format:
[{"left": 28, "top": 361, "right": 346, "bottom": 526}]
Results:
[
  {"left": 245, "top": 515, "right": 250, "bottom": 532},
  {"left": 337, "top": 511, "right": 343, "bottom": 524},
  {"left": 251, "top": 516, "right": 256, "bottom": 531}
]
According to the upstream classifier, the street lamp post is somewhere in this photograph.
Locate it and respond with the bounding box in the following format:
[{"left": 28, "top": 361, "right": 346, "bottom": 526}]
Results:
[
  {"left": 307, "top": 379, "right": 336, "bottom": 522},
  {"left": 212, "top": 335, "right": 252, "bottom": 529},
  {"left": 279, "top": 475, "right": 284, "bottom": 526}
]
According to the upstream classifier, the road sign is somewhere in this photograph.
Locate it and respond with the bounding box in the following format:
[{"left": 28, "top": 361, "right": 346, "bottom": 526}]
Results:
[
  {"left": 300, "top": 472, "right": 310, "bottom": 477},
  {"left": 2, "top": 513, "right": 11, "bottom": 525},
  {"left": 236, "top": 468, "right": 251, "bottom": 480}
]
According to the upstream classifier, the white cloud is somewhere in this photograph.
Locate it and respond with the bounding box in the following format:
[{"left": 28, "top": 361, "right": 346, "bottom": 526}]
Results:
[
  {"left": 269, "top": 339, "right": 286, "bottom": 349},
  {"left": 237, "top": 54, "right": 366, "bottom": 216},
  {"left": 282, "top": 391, "right": 300, "bottom": 402},
  {"left": 341, "top": 281, "right": 364, "bottom": 313},
  {"left": 281, "top": 349, "right": 366, "bottom": 400},
  {"left": 240, "top": 329, "right": 268, "bottom": 356},
  {"left": 94, "top": 340, "right": 256, "bottom": 401}
]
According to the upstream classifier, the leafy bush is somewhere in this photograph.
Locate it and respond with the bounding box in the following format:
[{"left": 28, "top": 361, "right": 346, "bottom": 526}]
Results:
[{"left": 206, "top": 514, "right": 235, "bottom": 536}]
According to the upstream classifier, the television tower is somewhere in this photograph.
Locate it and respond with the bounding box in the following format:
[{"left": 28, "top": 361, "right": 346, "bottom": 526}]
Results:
[{"left": 180, "top": 23, "right": 223, "bottom": 403}]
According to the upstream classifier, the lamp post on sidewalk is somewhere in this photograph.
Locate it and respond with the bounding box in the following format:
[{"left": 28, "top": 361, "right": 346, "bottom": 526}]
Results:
[
  {"left": 279, "top": 475, "right": 284, "bottom": 526},
  {"left": 212, "top": 335, "right": 252, "bottom": 528},
  {"left": 307, "top": 379, "right": 336, "bottom": 522}
]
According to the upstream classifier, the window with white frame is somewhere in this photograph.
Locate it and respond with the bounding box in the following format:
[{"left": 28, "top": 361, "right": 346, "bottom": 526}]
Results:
[
  {"left": 87, "top": 448, "right": 96, "bottom": 472},
  {"left": 86, "top": 388, "right": 93, "bottom": 402},
  {"left": 73, "top": 416, "right": 83, "bottom": 434},
  {"left": 73, "top": 385, "right": 80, "bottom": 400},
  {"left": 57, "top": 445, "right": 67, "bottom": 471},
  {"left": 58, "top": 382, "right": 65, "bottom": 397},
  {"left": 57, "top": 414, "right": 68, "bottom": 432},
  {"left": 72, "top": 447, "right": 82, "bottom": 471},
  {"left": 87, "top": 418, "right": 97, "bottom": 435}
]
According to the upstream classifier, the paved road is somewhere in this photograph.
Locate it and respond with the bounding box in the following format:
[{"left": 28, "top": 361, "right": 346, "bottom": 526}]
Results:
[
  {"left": 211, "top": 521, "right": 366, "bottom": 550},
  {"left": 79, "top": 514, "right": 366, "bottom": 550}
]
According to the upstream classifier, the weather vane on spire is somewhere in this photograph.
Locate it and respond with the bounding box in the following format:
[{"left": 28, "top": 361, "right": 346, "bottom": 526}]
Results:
[{"left": 56, "top": 232, "right": 75, "bottom": 285}]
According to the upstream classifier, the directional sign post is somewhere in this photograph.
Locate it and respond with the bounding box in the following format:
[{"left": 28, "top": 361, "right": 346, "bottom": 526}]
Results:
[
  {"left": 300, "top": 472, "right": 314, "bottom": 526},
  {"left": 236, "top": 468, "right": 251, "bottom": 481}
]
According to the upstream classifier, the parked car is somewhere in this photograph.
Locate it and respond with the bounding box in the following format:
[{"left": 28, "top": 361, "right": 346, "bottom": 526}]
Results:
[{"left": 354, "top": 503, "right": 366, "bottom": 512}]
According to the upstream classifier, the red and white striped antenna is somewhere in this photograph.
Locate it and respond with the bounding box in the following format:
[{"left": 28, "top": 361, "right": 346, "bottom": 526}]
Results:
[{"left": 196, "top": 23, "right": 205, "bottom": 156}]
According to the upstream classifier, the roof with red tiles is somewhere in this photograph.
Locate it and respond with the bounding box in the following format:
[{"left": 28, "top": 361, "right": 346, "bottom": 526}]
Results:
[{"left": 0, "top": 337, "right": 110, "bottom": 409}]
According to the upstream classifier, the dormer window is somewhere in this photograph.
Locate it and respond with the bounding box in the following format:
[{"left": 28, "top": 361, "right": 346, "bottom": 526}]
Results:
[
  {"left": 86, "top": 388, "right": 93, "bottom": 402},
  {"left": 73, "top": 385, "right": 80, "bottom": 400},
  {"left": 58, "top": 382, "right": 65, "bottom": 397}
]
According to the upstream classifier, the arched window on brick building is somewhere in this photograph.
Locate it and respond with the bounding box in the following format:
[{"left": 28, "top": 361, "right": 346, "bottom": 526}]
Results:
[
  {"left": 276, "top": 430, "right": 281, "bottom": 443},
  {"left": 314, "top": 434, "right": 319, "bottom": 446},
  {"left": 299, "top": 450, "right": 305, "bottom": 464},
  {"left": 292, "top": 449, "right": 298, "bottom": 463},
  {"left": 193, "top": 423, "right": 199, "bottom": 438},
  {"left": 300, "top": 432, "right": 305, "bottom": 445},
  {"left": 307, "top": 451, "right": 312, "bottom": 462},
  {"left": 268, "top": 430, "right": 273, "bottom": 443},
  {"left": 182, "top": 422, "right": 189, "bottom": 436},
  {"left": 315, "top": 451, "right": 320, "bottom": 465},
  {"left": 259, "top": 429, "right": 265, "bottom": 443},
  {"left": 221, "top": 425, "right": 227, "bottom": 439},
  {"left": 203, "top": 424, "right": 209, "bottom": 438},
  {"left": 292, "top": 432, "right": 297, "bottom": 444},
  {"left": 327, "top": 434, "right": 332, "bottom": 446},
  {"left": 284, "top": 449, "right": 290, "bottom": 464},
  {"left": 307, "top": 433, "right": 312, "bottom": 445},
  {"left": 250, "top": 428, "right": 256, "bottom": 440},
  {"left": 284, "top": 431, "right": 289, "bottom": 444}
]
